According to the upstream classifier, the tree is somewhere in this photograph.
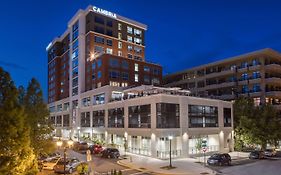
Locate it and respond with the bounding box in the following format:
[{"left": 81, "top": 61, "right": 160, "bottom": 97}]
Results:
[
  {"left": 22, "top": 78, "right": 54, "bottom": 157},
  {"left": 233, "top": 97, "right": 281, "bottom": 150},
  {"left": 0, "top": 67, "right": 37, "bottom": 174}
]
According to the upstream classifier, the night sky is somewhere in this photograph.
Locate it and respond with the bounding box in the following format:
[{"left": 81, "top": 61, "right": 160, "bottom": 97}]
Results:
[{"left": 1, "top": 0, "right": 281, "bottom": 99}]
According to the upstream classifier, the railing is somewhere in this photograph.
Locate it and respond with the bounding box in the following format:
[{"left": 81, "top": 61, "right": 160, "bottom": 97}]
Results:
[{"left": 128, "top": 147, "right": 151, "bottom": 156}]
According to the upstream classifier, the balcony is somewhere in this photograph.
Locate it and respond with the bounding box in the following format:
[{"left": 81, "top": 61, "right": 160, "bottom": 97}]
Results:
[
  {"left": 205, "top": 81, "right": 236, "bottom": 90},
  {"left": 265, "top": 63, "right": 281, "bottom": 72},
  {"left": 266, "top": 91, "right": 281, "bottom": 97},
  {"left": 265, "top": 77, "right": 281, "bottom": 85},
  {"left": 204, "top": 69, "right": 236, "bottom": 79}
]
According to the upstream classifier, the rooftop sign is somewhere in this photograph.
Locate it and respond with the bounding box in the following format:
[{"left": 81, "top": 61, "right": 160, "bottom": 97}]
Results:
[{"left": 92, "top": 6, "right": 117, "bottom": 19}]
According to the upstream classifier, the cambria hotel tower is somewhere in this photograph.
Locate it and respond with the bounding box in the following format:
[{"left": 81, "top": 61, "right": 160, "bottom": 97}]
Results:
[{"left": 47, "top": 5, "right": 233, "bottom": 159}]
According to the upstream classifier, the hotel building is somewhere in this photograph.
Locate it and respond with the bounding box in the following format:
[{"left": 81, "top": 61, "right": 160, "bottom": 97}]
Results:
[
  {"left": 47, "top": 5, "right": 233, "bottom": 159},
  {"left": 164, "top": 48, "right": 281, "bottom": 108}
]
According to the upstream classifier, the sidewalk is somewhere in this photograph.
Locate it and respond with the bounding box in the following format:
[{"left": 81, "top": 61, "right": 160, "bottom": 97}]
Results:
[{"left": 117, "top": 153, "right": 216, "bottom": 175}]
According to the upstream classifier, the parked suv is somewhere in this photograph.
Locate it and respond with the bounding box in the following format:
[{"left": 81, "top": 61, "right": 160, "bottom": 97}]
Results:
[
  {"left": 54, "top": 158, "right": 82, "bottom": 174},
  {"left": 207, "top": 153, "right": 231, "bottom": 166},
  {"left": 101, "top": 148, "right": 120, "bottom": 159}
]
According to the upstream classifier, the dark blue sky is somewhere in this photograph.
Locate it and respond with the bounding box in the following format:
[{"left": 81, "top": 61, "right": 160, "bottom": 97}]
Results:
[{"left": 1, "top": 0, "right": 281, "bottom": 99}]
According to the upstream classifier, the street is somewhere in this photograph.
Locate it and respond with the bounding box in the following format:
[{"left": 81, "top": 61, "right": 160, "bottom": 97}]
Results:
[{"left": 38, "top": 149, "right": 152, "bottom": 175}]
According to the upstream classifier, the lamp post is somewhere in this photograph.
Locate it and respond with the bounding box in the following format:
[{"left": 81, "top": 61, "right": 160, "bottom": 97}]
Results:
[
  {"left": 57, "top": 138, "right": 73, "bottom": 175},
  {"left": 168, "top": 136, "right": 173, "bottom": 168}
]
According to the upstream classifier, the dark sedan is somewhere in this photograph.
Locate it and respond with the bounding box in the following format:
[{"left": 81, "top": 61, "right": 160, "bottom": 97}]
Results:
[
  {"left": 101, "top": 148, "right": 120, "bottom": 159},
  {"left": 249, "top": 150, "right": 265, "bottom": 159},
  {"left": 207, "top": 153, "right": 231, "bottom": 166}
]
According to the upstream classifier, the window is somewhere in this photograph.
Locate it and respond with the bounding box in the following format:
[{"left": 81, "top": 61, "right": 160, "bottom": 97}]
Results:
[
  {"left": 156, "top": 103, "right": 180, "bottom": 128},
  {"left": 107, "top": 39, "right": 113, "bottom": 46},
  {"left": 109, "top": 70, "right": 120, "bottom": 79},
  {"left": 93, "top": 110, "right": 105, "bottom": 127},
  {"left": 118, "top": 51, "right": 122, "bottom": 56},
  {"left": 223, "top": 108, "right": 232, "bottom": 127},
  {"left": 97, "top": 59, "right": 102, "bottom": 67},
  {"left": 134, "top": 28, "right": 142, "bottom": 36},
  {"left": 128, "top": 45, "right": 133, "bottom": 51},
  {"left": 118, "top": 42, "right": 122, "bottom": 49},
  {"left": 127, "top": 54, "right": 133, "bottom": 59},
  {"left": 153, "top": 68, "right": 160, "bottom": 75},
  {"left": 63, "top": 114, "right": 70, "bottom": 127},
  {"left": 129, "top": 105, "right": 151, "bottom": 128},
  {"left": 144, "top": 66, "right": 150, "bottom": 72},
  {"left": 72, "top": 77, "right": 78, "bottom": 87},
  {"left": 122, "top": 72, "right": 129, "bottom": 80},
  {"left": 63, "top": 102, "right": 70, "bottom": 111},
  {"left": 72, "top": 87, "right": 78, "bottom": 96},
  {"left": 134, "top": 37, "right": 142, "bottom": 45},
  {"left": 72, "top": 49, "right": 79, "bottom": 59},
  {"left": 106, "top": 30, "right": 113, "bottom": 36},
  {"left": 80, "top": 112, "right": 90, "bottom": 127},
  {"left": 134, "top": 63, "right": 139, "bottom": 71},
  {"left": 135, "top": 74, "right": 139, "bottom": 82},
  {"left": 118, "top": 23, "right": 122, "bottom": 30},
  {"left": 109, "top": 58, "right": 119, "bottom": 67},
  {"left": 152, "top": 78, "right": 160, "bottom": 85},
  {"left": 72, "top": 67, "right": 78, "bottom": 78},
  {"left": 106, "top": 20, "right": 113, "bottom": 27},
  {"left": 92, "top": 62, "right": 96, "bottom": 70},
  {"left": 127, "top": 26, "right": 133, "bottom": 34},
  {"left": 95, "top": 16, "right": 104, "bottom": 24},
  {"left": 97, "top": 71, "right": 102, "bottom": 79},
  {"left": 93, "top": 93, "right": 105, "bottom": 105},
  {"left": 56, "top": 115, "right": 62, "bottom": 127},
  {"left": 106, "top": 48, "right": 113, "bottom": 54},
  {"left": 241, "top": 73, "right": 248, "bottom": 80},
  {"left": 72, "top": 58, "right": 78, "bottom": 68},
  {"left": 241, "top": 62, "right": 248, "bottom": 68},
  {"left": 72, "top": 100, "right": 78, "bottom": 109},
  {"left": 253, "top": 84, "right": 261, "bottom": 92},
  {"left": 72, "top": 40, "right": 79, "bottom": 50},
  {"left": 188, "top": 105, "right": 218, "bottom": 128},
  {"left": 242, "top": 85, "right": 249, "bottom": 93},
  {"left": 134, "top": 46, "right": 142, "bottom": 54},
  {"left": 108, "top": 108, "right": 124, "bottom": 128},
  {"left": 82, "top": 97, "right": 91, "bottom": 107},
  {"left": 144, "top": 75, "right": 150, "bottom": 84},
  {"left": 118, "top": 33, "right": 122, "bottom": 40},
  {"left": 57, "top": 104, "right": 62, "bottom": 112},
  {"left": 127, "top": 36, "right": 133, "bottom": 42},
  {"left": 121, "top": 60, "right": 128, "bottom": 69},
  {"left": 94, "top": 46, "right": 104, "bottom": 53},
  {"left": 94, "top": 36, "right": 104, "bottom": 44},
  {"left": 252, "top": 71, "right": 261, "bottom": 79}
]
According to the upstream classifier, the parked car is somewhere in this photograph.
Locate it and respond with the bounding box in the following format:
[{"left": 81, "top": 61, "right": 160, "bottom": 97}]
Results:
[
  {"left": 101, "top": 148, "right": 120, "bottom": 159},
  {"left": 89, "top": 144, "right": 104, "bottom": 154},
  {"left": 54, "top": 157, "right": 82, "bottom": 174},
  {"left": 264, "top": 149, "right": 276, "bottom": 157},
  {"left": 249, "top": 150, "right": 265, "bottom": 159},
  {"left": 207, "top": 153, "right": 231, "bottom": 166},
  {"left": 73, "top": 142, "right": 89, "bottom": 151},
  {"left": 42, "top": 157, "right": 61, "bottom": 170}
]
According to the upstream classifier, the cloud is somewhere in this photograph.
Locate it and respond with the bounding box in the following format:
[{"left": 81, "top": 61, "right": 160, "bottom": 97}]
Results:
[{"left": 0, "top": 60, "right": 27, "bottom": 70}]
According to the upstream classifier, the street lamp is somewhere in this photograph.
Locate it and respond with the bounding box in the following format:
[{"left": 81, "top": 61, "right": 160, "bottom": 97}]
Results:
[
  {"left": 57, "top": 138, "right": 73, "bottom": 175},
  {"left": 168, "top": 136, "right": 173, "bottom": 168},
  {"left": 77, "top": 127, "right": 81, "bottom": 142}
]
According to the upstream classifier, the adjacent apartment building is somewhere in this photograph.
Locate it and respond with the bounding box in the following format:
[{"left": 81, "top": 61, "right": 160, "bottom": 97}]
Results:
[
  {"left": 164, "top": 48, "right": 281, "bottom": 108},
  {"left": 47, "top": 5, "right": 233, "bottom": 159}
]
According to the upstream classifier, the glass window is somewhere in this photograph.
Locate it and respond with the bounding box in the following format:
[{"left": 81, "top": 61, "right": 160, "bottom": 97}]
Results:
[
  {"left": 242, "top": 85, "right": 249, "bottom": 93},
  {"left": 63, "top": 114, "right": 70, "bottom": 127},
  {"left": 241, "top": 73, "right": 248, "bottom": 80},
  {"left": 121, "top": 60, "right": 128, "bottom": 69},
  {"left": 56, "top": 115, "right": 62, "bottom": 127},
  {"left": 82, "top": 97, "right": 91, "bottom": 107},
  {"left": 134, "top": 46, "right": 142, "bottom": 54},
  {"left": 223, "top": 108, "right": 232, "bottom": 127},
  {"left": 118, "top": 23, "right": 122, "bottom": 30},
  {"left": 127, "top": 26, "right": 133, "bottom": 34},
  {"left": 252, "top": 71, "right": 261, "bottom": 79},
  {"left": 134, "top": 28, "right": 142, "bottom": 36},
  {"left": 127, "top": 36, "right": 133, "bottom": 42},
  {"left": 135, "top": 63, "right": 139, "bottom": 71},
  {"left": 106, "top": 48, "right": 113, "bottom": 54},
  {"left": 95, "top": 16, "right": 104, "bottom": 24},
  {"left": 72, "top": 77, "right": 78, "bottom": 87},
  {"left": 118, "top": 51, "right": 122, "bottom": 56},
  {"left": 97, "top": 71, "right": 102, "bottom": 79},
  {"left": 106, "top": 20, "right": 113, "bottom": 27},
  {"left": 72, "top": 67, "right": 78, "bottom": 78},
  {"left": 122, "top": 72, "right": 129, "bottom": 80},
  {"left": 253, "top": 84, "right": 261, "bottom": 92},
  {"left": 134, "top": 37, "right": 142, "bottom": 45},
  {"left": 80, "top": 112, "right": 90, "bottom": 127},
  {"left": 72, "top": 40, "right": 79, "bottom": 50},
  {"left": 144, "top": 75, "right": 150, "bottom": 84},
  {"left": 93, "top": 110, "right": 105, "bottom": 127},
  {"left": 72, "top": 49, "right": 79, "bottom": 59},
  {"left": 153, "top": 68, "right": 160, "bottom": 75},
  {"left": 94, "top": 46, "right": 104, "bottom": 53},
  {"left": 109, "top": 58, "right": 119, "bottom": 67},
  {"left": 57, "top": 104, "right": 62, "bottom": 112},
  {"left": 241, "top": 62, "right": 248, "bottom": 68},
  {"left": 118, "top": 33, "right": 122, "bottom": 40},
  {"left": 118, "top": 41, "right": 122, "bottom": 49},
  {"left": 152, "top": 78, "right": 160, "bottom": 85},
  {"left": 63, "top": 103, "right": 70, "bottom": 111},
  {"left": 127, "top": 54, "right": 133, "bottom": 59},
  {"left": 188, "top": 105, "right": 218, "bottom": 128},
  {"left": 92, "top": 62, "right": 96, "bottom": 70},
  {"left": 72, "top": 100, "right": 78, "bottom": 109},
  {"left": 144, "top": 66, "right": 150, "bottom": 72},
  {"left": 72, "top": 87, "right": 78, "bottom": 96},
  {"left": 72, "top": 58, "right": 78, "bottom": 68},
  {"left": 97, "top": 59, "right": 102, "bottom": 67},
  {"left": 93, "top": 93, "right": 105, "bottom": 105},
  {"left": 129, "top": 105, "right": 151, "bottom": 128},
  {"left": 94, "top": 36, "right": 104, "bottom": 44},
  {"left": 109, "top": 70, "right": 120, "bottom": 79},
  {"left": 107, "top": 39, "right": 113, "bottom": 46},
  {"left": 156, "top": 103, "right": 180, "bottom": 128},
  {"left": 135, "top": 74, "right": 139, "bottom": 82},
  {"left": 128, "top": 45, "right": 133, "bottom": 51},
  {"left": 108, "top": 108, "right": 124, "bottom": 128}
]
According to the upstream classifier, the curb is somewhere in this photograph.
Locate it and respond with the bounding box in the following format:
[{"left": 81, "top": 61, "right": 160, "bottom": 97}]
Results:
[{"left": 116, "top": 160, "right": 214, "bottom": 175}]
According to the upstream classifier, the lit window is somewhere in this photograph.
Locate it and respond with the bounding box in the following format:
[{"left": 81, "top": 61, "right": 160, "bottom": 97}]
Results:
[
  {"left": 118, "top": 33, "right": 122, "bottom": 40},
  {"left": 134, "top": 28, "right": 142, "bottom": 36},
  {"left": 106, "top": 48, "right": 113, "bottom": 54},
  {"left": 97, "top": 71, "right": 102, "bottom": 79},
  {"left": 127, "top": 26, "right": 133, "bottom": 34},
  {"left": 118, "top": 51, "right": 122, "bottom": 56},
  {"left": 135, "top": 63, "right": 139, "bottom": 71},
  {"left": 118, "top": 42, "right": 122, "bottom": 49},
  {"left": 128, "top": 45, "right": 133, "bottom": 51},
  {"left": 135, "top": 74, "right": 139, "bottom": 82},
  {"left": 134, "top": 37, "right": 142, "bottom": 45},
  {"left": 118, "top": 23, "right": 122, "bottom": 30},
  {"left": 127, "top": 36, "right": 133, "bottom": 42}
]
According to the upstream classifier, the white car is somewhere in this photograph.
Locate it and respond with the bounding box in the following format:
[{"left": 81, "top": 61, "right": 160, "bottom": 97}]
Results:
[
  {"left": 43, "top": 157, "right": 61, "bottom": 170},
  {"left": 264, "top": 149, "right": 276, "bottom": 157}
]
